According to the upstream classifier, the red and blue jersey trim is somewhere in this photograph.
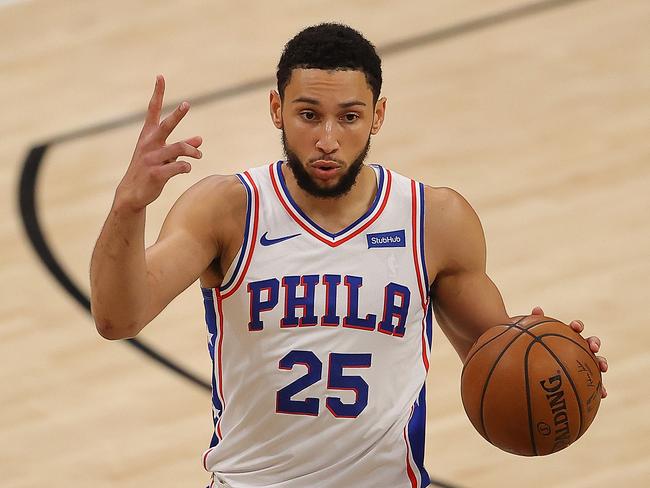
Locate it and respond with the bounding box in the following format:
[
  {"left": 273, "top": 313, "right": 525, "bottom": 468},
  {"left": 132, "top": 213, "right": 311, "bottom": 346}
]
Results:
[
  {"left": 269, "top": 161, "right": 392, "bottom": 247},
  {"left": 405, "top": 181, "right": 432, "bottom": 485},
  {"left": 419, "top": 183, "right": 433, "bottom": 357},
  {"left": 201, "top": 171, "right": 260, "bottom": 469},
  {"left": 201, "top": 287, "right": 226, "bottom": 471},
  {"left": 219, "top": 171, "right": 260, "bottom": 299},
  {"left": 404, "top": 386, "right": 431, "bottom": 487},
  {"left": 411, "top": 180, "right": 432, "bottom": 371}
]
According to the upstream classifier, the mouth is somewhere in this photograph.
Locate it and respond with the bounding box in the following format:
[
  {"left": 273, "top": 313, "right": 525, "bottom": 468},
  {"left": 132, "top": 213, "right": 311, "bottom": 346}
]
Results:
[{"left": 311, "top": 160, "right": 342, "bottom": 180}]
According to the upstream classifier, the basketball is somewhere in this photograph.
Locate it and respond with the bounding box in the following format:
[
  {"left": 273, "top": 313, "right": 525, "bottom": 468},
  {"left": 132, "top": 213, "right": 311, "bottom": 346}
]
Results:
[{"left": 461, "top": 315, "right": 602, "bottom": 456}]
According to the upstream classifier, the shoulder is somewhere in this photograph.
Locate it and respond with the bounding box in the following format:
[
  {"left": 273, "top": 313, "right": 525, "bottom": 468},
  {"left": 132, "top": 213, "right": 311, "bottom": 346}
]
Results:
[
  {"left": 422, "top": 185, "right": 486, "bottom": 273},
  {"left": 423, "top": 186, "right": 480, "bottom": 226},
  {"left": 162, "top": 173, "right": 247, "bottom": 241},
  {"left": 182, "top": 173, "right": 246, "bottom": 203},
  {"left": 172, "top": 174, "right": 246, "bottom": 218}
]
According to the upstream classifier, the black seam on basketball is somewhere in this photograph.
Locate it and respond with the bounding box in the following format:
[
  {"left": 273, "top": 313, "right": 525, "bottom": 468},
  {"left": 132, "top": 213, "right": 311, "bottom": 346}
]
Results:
[
  {"left": 461, "top": 316, "right": 529, "bottom": 380},
  {"left": 524, "top": 319, "right": 562, "bottom": 330},
  {"left": 471, "top": 319, "right": 561, "bottom": 446},
  {"left": 524, "top": 340, "right": 539, "bottom": 456},
  {"left": 477, "top": 327, "right": 530, "bottom": 442},
  {"left": 461, "top": 326, "right": 512, "bottom": 381},
  {"left": 509, "top": 319, "right": 561, "bottom": 334},
  {"left": 513, "top": 328, "right": 593, "bottom": 442},
  {"left": 535, "top": 333, "right": 601, "bottom": 373},
  {"left": 535, "top": 338, "right": 585, "bottom": 445},
  {"left": 511, "top": 326, "right": 601, "bottom": 401},
  {"left": 513, "top": 316, "right": 529, "bottom": 325},
  {"left": 536, "top": 333, "right": 601, "bottom": 436}
]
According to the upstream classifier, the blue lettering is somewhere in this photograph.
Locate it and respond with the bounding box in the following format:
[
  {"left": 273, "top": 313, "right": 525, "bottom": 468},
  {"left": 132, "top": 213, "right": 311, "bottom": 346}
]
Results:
[
  {"left": 321, "top": 274, "right": 341, "bottom": 326},
  {"left": 378, "top": 282, "right": 411, "bottom": 336},
  {"left": 245, "top": 274, "right": 410, "bottom": 338},
  {"left": 247, "top": 278, "right": 279, "bottom": 331},
  {"left": 342, "top": 275, "right": 377, "bottom": 331},
  {"left": 281, "top": 275, "right": 319, "bottom": 327}
]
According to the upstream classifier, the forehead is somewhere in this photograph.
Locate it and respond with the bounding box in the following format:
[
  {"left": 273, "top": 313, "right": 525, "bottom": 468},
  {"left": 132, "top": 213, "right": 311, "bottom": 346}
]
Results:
[{"left": 284, "top": 68, "right": 373, "bottom": 103}]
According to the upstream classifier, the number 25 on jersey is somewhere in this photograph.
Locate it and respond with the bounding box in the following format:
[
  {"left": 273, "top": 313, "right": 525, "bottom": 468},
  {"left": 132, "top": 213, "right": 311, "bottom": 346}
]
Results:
[{"left": 276, "top": 350, "right": 372, "bottom": 418}]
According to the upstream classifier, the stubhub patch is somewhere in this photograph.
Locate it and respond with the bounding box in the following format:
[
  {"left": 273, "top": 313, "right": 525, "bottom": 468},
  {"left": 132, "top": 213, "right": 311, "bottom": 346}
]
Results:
[{"left": 366, "top": 230, "right": 406, "bottom": 248}]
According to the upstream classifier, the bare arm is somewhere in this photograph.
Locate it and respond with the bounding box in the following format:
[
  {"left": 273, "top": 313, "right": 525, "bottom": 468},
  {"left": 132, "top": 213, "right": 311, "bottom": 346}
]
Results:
[
  {"left": 425, "top": 187, "right": 510, "bottom": 361},
  {"left": 425, "top": 186, "right": 609, "bottom": 396},
  {"left": 90, "top": 75, "right": 212, "bottom": 339}
]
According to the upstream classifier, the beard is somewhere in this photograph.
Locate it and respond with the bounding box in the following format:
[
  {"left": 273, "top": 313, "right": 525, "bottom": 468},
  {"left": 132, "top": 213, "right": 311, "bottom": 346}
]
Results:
[{"left": 282, "top": 130, "right": 371, "bottom": 199}]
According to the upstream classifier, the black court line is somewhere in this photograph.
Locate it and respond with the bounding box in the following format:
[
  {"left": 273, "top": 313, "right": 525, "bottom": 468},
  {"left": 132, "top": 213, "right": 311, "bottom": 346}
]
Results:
[
  {"left": 18, "top": 144, "right": 211, "bottom": 391},
  {"left": 17, "top": 2, "right": 593, "bottom": 486}
]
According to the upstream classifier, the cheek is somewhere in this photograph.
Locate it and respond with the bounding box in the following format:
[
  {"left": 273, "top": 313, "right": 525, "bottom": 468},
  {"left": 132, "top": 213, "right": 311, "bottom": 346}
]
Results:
[
  {"left": 347, "top": 126, "right": 371, "bottom": 145},
  {"left": 284, "top": 126, "right": 315, "bottom": 153}
]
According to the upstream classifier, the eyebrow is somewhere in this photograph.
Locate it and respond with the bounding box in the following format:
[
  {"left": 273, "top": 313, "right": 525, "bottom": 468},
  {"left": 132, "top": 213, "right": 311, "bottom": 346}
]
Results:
[{"left": 291, "top": 97, "right": 367, "bottom": 108}]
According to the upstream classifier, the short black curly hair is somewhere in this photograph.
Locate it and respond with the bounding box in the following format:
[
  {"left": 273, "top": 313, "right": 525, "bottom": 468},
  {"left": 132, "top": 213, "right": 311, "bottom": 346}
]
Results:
[{"left": 277, "top": 23, "right": 382, "bottom": 103}]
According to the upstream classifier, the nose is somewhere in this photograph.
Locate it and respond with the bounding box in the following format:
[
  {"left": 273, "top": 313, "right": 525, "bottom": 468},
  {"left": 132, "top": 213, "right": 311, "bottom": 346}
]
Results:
[{"left": 315, "top": 119, "right": 340, "bottom": 154}]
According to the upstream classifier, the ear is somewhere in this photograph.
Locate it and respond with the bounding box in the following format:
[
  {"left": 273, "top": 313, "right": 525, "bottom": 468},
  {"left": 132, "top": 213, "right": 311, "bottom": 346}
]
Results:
[
  {"left": 370, "top": 97, "right": 387, "bottom": 135},
  {"left": 270, "top": 90, "right": 283, "bottom": 129}
]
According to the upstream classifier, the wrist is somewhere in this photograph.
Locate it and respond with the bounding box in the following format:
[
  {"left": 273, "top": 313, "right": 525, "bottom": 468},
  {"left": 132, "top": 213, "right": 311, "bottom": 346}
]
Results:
[{"left": 112, "top": 188, "right": 147, "bottom": 215}]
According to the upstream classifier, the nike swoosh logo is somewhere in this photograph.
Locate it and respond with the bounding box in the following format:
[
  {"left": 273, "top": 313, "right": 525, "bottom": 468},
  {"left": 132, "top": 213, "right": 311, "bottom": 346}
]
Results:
[{"left": 260, "top": 231, "right": 301, "bottom": 246}]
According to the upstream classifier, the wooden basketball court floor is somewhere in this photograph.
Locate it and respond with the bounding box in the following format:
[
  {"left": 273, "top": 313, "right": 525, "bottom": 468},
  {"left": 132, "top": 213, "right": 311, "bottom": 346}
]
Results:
[{"left": 1, "top": 0, "right": 648, "bottom": 486}]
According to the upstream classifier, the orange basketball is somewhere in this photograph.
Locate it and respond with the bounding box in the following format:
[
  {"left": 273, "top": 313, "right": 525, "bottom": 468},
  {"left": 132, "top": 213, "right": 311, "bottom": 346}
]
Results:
[{"left": 461, "top": 315, "right": 602, "bottom": 456}]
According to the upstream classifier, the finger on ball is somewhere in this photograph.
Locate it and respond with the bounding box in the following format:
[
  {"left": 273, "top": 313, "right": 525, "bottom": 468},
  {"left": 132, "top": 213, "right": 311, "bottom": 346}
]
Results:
[
  {"left": 599, "top": 358, "right": 608, "bottom": 372},
  {"left": 571, "top": 320, "right": 584, "bottom": 332}
]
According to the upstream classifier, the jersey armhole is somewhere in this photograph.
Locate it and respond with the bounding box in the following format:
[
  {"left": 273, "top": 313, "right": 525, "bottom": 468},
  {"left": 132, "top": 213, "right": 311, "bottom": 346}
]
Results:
[
  {"left": 218, "top": 171, "right": 260, "bottom": 298},
  {"left": 410, "top": 180, "right": 429, "bottom": 307},
  {"left": 411, "top": 180, "right": 434, "bottom": 370}
]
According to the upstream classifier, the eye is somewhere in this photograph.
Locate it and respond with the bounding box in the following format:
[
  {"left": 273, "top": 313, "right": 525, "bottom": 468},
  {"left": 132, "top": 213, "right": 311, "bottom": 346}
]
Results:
[
  {"left": 300, "top": 111, "right": 317, "bottom": 121},
  {"left": 343, "top": 113, "right": 359, "bottom": 123}
]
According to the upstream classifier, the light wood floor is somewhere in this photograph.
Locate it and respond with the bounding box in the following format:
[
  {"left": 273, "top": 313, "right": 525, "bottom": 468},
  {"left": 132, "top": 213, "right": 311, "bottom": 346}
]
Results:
[{"left": 1, "top": 1, "right": 648, "bottom": 486}]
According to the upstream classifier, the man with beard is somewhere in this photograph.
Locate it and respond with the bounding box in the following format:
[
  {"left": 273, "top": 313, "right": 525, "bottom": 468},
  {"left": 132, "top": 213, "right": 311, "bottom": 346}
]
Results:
[{"left": 90, "top": 23, "right": 607, "bottom": 488}]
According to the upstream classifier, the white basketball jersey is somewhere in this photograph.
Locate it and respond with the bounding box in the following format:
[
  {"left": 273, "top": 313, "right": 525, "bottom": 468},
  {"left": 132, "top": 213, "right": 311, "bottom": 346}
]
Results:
[{"left": 201, "top": 161, "right": 433, "bottom": 488}]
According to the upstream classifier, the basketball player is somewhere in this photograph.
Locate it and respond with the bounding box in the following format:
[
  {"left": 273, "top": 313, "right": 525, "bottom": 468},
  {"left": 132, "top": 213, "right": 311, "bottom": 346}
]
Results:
[{"left": 90, "top": 24, "right": 608, "bottom": 488}]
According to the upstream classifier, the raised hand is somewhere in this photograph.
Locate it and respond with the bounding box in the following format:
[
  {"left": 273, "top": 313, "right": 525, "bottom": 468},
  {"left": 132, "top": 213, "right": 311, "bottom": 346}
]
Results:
[
  {"left": 531, "top": 306, "right": 608, "bottom": 398},
  {"left": 115, "top": 75, "right": 203, "bottom": 211}
]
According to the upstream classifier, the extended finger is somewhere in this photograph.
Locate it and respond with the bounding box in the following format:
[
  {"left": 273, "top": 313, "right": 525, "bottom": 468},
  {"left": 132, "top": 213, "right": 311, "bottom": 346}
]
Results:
[
  {"left": 155, "top": 160, "right": 192, "bottom": 182},
  {"left": 184, "top": 135, "right": 203, "bottom": 148},
  {"left": 153, "top": 141, "right": 203, "bottom": 163},
  {"left": 158, "top": 101, "right": 190, "bottom": 140},
  {"left": 144, "top": 75, "right": 165, "bottom": 130}
]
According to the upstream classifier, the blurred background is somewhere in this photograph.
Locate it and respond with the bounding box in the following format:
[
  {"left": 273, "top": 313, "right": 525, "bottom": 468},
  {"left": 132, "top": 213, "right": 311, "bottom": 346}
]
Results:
[{"left": 1, "top": 0, "right": 648, "bottom": 486}]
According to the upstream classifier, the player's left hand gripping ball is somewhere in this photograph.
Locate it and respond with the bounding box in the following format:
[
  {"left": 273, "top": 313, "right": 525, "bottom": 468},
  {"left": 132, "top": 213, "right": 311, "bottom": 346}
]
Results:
[{"left": 531, "top": 306, "right": 608, "bottom": 398}]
